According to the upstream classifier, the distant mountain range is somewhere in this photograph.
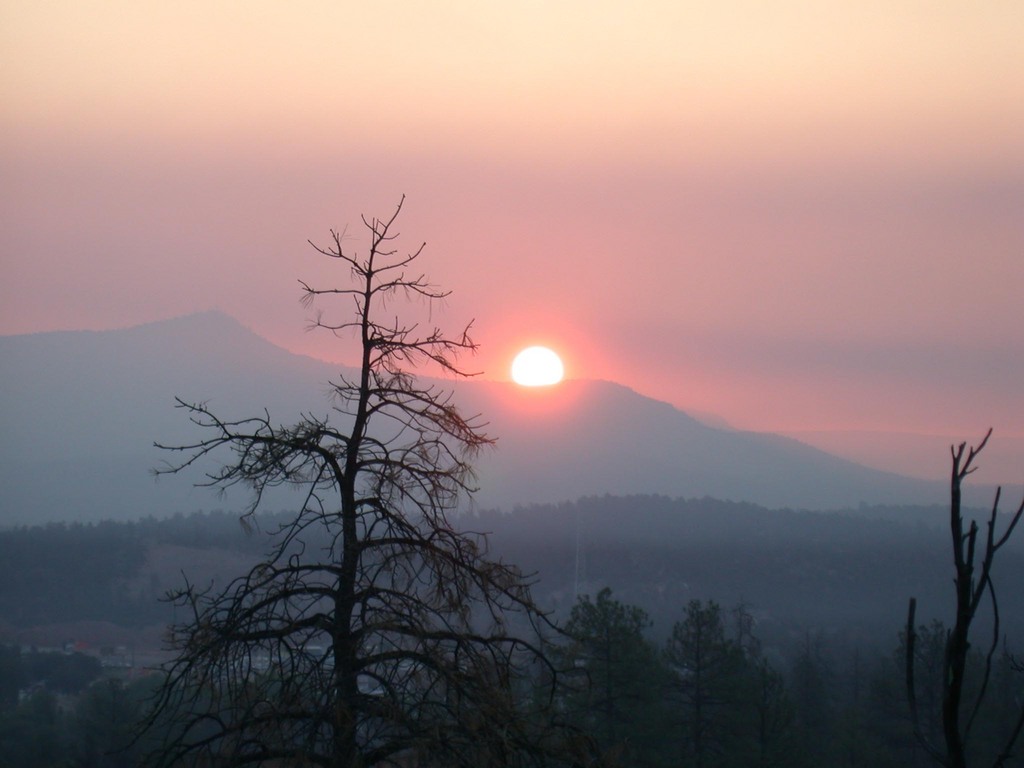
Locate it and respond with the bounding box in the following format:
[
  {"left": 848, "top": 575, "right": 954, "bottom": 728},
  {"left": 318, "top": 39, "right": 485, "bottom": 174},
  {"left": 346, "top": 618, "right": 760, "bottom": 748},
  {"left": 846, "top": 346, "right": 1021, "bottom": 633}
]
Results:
[{"left": 0, "top": 312, "right": 956, "bottom": 525}]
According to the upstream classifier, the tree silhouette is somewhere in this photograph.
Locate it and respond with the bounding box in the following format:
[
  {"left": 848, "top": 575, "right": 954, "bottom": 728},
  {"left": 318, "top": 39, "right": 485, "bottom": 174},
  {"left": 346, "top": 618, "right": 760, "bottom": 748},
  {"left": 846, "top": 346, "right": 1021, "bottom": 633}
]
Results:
[
  {"left": 559, "top": 587, "right": 668, "bottom": 766},
  {"left": 906, "top": 430, "right": 1024, "bottom": 768},
  {"left": 664, "top": 600, "right": 745, "bottom": 768},
  {"left": 147, "top": 198, "right": 585, "bottom": 767}
]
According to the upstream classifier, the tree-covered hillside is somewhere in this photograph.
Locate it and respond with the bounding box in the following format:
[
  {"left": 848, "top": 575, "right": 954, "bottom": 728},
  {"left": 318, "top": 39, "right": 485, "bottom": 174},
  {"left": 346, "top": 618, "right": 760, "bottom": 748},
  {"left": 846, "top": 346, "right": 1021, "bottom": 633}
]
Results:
[
  {"left": 4, "top": 495, "right": 1024, "bottom": 765},
  {"left": 3, "top": 496, "right": 1021, "bottom": 649}
]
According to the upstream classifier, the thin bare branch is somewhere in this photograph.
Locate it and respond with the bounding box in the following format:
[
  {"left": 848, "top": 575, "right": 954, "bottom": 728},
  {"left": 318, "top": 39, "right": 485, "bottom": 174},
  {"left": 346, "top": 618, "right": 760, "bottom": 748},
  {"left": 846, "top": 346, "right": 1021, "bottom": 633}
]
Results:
[{"left": 911, "top": 429, "right": 1024, "bottom": 768}]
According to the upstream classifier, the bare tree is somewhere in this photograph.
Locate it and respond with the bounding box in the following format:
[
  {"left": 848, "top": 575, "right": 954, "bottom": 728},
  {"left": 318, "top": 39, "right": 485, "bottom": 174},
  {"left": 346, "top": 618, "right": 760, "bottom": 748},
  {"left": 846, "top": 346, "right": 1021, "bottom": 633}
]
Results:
[
  {"left": 906, "top": 429, "right": 1024, "bottom": 768},
  {"left": 146, "top": 198, "right": 586, "bottom": 767}
]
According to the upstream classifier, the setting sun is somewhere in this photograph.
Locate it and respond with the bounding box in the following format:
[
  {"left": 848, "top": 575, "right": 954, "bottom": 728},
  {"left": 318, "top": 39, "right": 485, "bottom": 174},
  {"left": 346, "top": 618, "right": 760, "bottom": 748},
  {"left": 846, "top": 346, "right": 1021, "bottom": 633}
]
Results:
[{"left": 511, "top": 346, "right": 564, "bottom": 387}]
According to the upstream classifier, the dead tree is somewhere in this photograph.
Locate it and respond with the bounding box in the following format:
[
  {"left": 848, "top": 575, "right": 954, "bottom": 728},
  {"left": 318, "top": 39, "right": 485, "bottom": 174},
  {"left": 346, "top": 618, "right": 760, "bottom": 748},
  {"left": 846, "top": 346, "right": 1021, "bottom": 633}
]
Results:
[
  {"left": 145, "top": 198, "right": 588, "bottom": 767},
  {"left": 907, "top": 429, "right": 1024, "bottom": 768}
]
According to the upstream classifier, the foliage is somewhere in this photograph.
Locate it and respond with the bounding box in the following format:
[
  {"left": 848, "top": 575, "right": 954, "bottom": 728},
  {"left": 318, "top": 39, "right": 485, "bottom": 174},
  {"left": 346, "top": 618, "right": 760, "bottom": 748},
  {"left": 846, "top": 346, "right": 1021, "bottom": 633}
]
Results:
[
  {"left": 559, "top": 587, "right": 669, "bottom": 765},
  {"left": 664, "top": 600, "right": 747, "bottom": 767},
  {"left": 0, "top": 688, "right": 70, "bottom": 768},
  {"left": 744, "top": 654, "right": 798, "bottom": 768},
  {"left": 558, "top": 590, "right": 804, "bottom": 768},
  {"left": 0, "top": 647, "right": 102, "bottom": 702},
  {"left": 0, "top": 521, "right": 150, "bottom": 627},
  {"left": 71, "top": 677, "right": 161, "bottom": 768},
  {"left": 11, "top": 495, "right": 1024, "bottom": 647}
]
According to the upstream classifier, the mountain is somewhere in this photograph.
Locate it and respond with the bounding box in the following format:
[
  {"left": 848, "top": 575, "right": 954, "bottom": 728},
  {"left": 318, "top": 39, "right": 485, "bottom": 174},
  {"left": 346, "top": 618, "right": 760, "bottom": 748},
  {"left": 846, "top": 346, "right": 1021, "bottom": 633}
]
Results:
[
  {"left": 0, "top": 312, "right": 333, "bottom": 524},
  {"left": 456, "top": 379, "right": 950, "bottom": 511},
  {"left": 0, "top": 312, "right": 950, "bottom": 525}
]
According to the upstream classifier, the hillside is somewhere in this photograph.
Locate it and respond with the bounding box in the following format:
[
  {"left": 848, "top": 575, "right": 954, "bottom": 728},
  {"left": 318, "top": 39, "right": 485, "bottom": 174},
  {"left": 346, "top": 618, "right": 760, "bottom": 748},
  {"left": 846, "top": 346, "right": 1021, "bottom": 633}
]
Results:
[
  {"left": 2, "top": 498, "right": 1021, "bottom": 653},
  {"left": 0, "top": 312, "right": 954, "bottom": 525}
]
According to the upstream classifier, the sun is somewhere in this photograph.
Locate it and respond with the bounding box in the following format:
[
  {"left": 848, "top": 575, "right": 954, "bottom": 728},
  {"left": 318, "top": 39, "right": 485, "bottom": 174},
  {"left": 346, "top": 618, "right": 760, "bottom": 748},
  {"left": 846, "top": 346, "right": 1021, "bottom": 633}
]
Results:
[{"left": 511, "top": 346, "right": 564, "bottom": 387}]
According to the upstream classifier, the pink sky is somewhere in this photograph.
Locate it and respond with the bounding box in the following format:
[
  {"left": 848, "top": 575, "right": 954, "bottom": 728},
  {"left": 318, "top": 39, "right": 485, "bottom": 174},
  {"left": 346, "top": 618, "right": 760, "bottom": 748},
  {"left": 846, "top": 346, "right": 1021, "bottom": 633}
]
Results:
[{"left": 2, "top": 2, "right": 1022, "bottom": 482}]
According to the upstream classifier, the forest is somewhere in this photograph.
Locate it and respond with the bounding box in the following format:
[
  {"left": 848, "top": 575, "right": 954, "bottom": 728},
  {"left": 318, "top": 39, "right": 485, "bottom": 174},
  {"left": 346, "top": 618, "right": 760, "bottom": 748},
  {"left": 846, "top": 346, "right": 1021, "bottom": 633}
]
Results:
[
  {"left": 4, "top": 496, "right": 1024, "bottom": 645},
  {"left": 3, "top": 493, "right": 1024, "bottom": 766}
]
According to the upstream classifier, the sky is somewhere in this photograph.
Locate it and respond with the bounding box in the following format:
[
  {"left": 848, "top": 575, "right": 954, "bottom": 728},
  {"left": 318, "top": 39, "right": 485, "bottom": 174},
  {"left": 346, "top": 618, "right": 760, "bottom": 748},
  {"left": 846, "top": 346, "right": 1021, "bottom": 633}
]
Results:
[{"left": 2, "top": 1, "right": 1022, "bottom": 482}]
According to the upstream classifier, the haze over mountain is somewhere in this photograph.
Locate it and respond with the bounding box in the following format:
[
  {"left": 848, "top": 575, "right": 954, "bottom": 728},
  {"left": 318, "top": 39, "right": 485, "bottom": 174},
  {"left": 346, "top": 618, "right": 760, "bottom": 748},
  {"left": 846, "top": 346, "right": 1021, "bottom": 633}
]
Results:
[{"left": 0, "top": 312, "right": 960, "bottom": 525}]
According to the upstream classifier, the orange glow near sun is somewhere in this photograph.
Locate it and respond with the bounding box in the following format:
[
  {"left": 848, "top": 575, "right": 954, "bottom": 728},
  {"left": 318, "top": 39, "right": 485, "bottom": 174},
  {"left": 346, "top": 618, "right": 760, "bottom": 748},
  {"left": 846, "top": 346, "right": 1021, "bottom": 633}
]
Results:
[{"left": 511, "top": 346, "right": 564, "bottom": 387}]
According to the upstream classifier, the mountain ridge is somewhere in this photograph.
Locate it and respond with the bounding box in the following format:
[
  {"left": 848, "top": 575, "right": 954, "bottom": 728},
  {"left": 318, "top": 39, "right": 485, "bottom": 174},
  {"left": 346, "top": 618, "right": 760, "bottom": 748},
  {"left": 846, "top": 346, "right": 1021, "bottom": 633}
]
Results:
[{"left": 0, "top": 312, "right": 953, "bottom": 524}]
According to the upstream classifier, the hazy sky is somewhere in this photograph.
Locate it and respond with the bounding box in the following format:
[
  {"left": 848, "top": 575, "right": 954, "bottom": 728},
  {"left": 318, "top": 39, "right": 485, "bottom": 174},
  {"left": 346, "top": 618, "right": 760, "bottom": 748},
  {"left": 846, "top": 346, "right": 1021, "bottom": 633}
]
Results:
[{"left": 2, "top": 2, "right": 1022, "bottom": 479}]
